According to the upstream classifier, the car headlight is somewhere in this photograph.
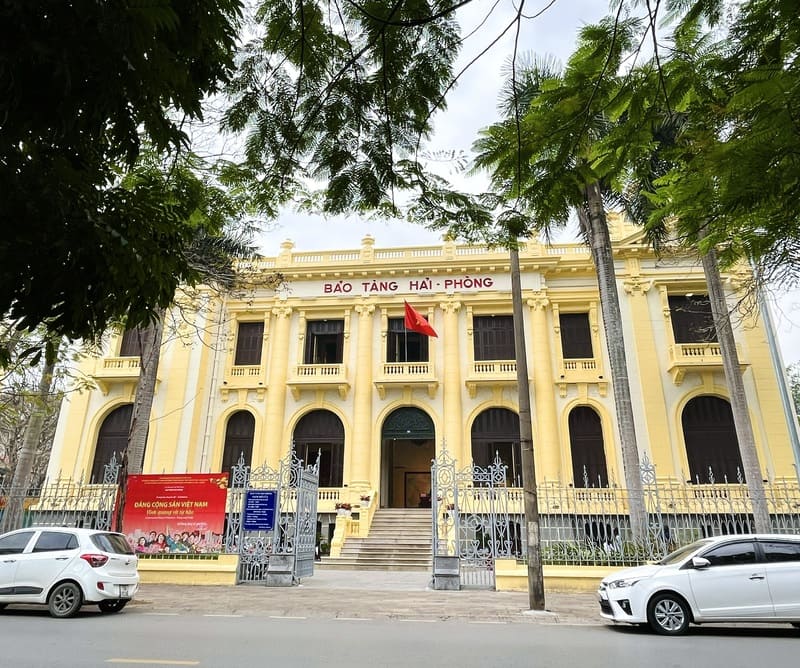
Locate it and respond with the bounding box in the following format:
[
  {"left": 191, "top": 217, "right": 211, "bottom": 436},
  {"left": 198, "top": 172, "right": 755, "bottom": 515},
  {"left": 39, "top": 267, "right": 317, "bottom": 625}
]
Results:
[{"left": 606, "top": 577, "right": 642, "bottom": 589}]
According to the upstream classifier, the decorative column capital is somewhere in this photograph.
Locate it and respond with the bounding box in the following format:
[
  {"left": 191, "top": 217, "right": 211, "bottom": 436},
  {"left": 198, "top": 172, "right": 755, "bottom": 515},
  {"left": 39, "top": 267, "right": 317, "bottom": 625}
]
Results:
[
  {"left": 439, "top": 300, "right": 462, "bottom": 315},
  {"left": 527, "top": 292, "right": 549, "bottom": 311},
  {"left": 623, "top": 278, "right": 654, "bottom": 296},
  {"left": 354, "top": 303, "right": 375, "bottom": 318},
  {"left": 271, "top": 306, "right": 293, "bottom": 319}
]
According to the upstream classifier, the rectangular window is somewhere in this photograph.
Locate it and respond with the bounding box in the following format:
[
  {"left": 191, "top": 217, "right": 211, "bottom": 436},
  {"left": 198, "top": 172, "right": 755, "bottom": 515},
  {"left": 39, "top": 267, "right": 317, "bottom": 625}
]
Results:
[
  {"left": 119, "top": 328, "right": 144, "bottom": 357},
  {"left": 304, "top": 320, "right": 344, "bottom": 364},
  {"left": 560, "top": 313, "right": 593, "bottom": 359},
  {"left": 473, "top": 315, "right": 515, "bottom": 361},
  {"left": 234, "top": 322, "right": 264, "bottom": 366},
  {"left": 387, "top": 318, "right": 429, "bottom": 362},
  {"left": 669, "top": 295, "right": 717, "bottom": 343}
]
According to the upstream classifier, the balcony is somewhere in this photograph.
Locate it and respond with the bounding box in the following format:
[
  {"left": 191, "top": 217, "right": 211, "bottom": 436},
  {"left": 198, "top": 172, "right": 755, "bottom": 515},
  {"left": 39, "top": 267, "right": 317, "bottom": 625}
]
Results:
[
  {"left": 221, "top": 364, "right": 266, "bottom": 400},
  {"left": 667, "top": 342, "right": 745, "bottom": 385},
  {"left": 556, "top": 358, "right": 608, "bottom": 397},
  {"left": 91, "top": 357, "right": 141, "bottom": 394},
  {"left": 465, "top": 360, "right": 517, "bottom": 398},
  {"left": 374, "top": 362, "right": 438, "bottom": 399},
  {"left": 287, "top": 363, "right": 350, "bottom": 400}
]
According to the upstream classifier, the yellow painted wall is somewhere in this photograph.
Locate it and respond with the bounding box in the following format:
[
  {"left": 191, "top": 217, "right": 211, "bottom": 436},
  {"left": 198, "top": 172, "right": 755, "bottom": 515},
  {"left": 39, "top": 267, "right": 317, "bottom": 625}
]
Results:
[{"left": 48, "top": 230, "right": 799, "bottom": 502}]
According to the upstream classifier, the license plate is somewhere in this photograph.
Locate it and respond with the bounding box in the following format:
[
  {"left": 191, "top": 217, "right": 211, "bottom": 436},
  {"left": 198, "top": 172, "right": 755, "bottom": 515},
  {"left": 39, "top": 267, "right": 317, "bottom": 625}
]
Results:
[{"left": 119, "top": 585, "right": 129, "bottom": 598}]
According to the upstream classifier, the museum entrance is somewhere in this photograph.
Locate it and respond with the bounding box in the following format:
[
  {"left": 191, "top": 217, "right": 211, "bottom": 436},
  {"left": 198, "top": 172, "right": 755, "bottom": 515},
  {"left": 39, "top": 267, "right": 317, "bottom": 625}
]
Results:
[{"left": 380, "top": 407, "right": 436, "bottom": 508}]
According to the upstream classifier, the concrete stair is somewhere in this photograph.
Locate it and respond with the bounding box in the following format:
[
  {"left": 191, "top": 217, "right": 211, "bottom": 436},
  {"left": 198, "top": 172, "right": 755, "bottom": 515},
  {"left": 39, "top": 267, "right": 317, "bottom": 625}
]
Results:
[{"left": 320, "top": 508, "right": 432, "bottom": 571}]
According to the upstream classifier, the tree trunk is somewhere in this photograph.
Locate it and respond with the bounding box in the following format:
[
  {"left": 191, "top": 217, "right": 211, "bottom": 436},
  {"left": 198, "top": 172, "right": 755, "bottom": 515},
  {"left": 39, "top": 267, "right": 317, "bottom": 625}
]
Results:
[
  {"left": 510, "top": 247, "right": 545, "bottom": 610},
  {"left": 0, "top": 340, "right": 59, "bottom": 533},
  {"left": 115, "top": 310, "right": 164, "bottom": 532},
  {"left": 126, "top": 311, "right": 165, "bottom": 475},
  {"left": 701, "top": 248, "right": 771, "bottom": 532},
  {"left": 582, "top": 182, "right": 648, "bottom": 542}
]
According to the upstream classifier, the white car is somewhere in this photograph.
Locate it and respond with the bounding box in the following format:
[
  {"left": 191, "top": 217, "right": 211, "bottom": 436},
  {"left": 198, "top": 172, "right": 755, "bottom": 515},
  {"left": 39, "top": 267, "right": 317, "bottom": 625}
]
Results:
[
  {"left": 0, "top": 527, "right": 139, "bottom": 618},
  {"left": 599, "top": 533, "right": 800, "bottom": 635}
]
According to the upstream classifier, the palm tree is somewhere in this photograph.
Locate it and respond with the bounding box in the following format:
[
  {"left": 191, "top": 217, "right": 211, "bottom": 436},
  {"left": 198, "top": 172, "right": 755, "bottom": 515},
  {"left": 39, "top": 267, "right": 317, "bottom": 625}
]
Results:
[
  {"left": 616, "top": 36, "right": 772, "bottom": 531},
  {"left": 472, "top": 19, "right": 649, "bottom": 540}
]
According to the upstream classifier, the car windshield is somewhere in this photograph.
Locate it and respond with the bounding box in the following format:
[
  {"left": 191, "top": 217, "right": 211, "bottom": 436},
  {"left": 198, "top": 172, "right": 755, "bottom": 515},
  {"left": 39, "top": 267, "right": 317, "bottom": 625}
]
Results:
[
  {"left": 658, "top": 538, "right": 714, "bottom": 565},
  {"left": 91, "top": 532, "right": 135, "bottom": 555}
]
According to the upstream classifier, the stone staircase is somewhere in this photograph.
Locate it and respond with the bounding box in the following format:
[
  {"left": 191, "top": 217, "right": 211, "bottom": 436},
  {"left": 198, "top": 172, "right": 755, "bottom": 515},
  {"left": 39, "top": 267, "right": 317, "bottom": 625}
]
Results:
[{"left": 320, "top": 508, "right": 433, "bottom": 571}]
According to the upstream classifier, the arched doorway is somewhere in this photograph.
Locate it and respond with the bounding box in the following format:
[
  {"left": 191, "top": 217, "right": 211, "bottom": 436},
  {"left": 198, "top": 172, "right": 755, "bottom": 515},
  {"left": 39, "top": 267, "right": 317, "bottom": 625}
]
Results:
[
  {"left": 471, "top": 408, "right": 521, "bottom": 486},
  {"left": 380, "top": 407, "right": 435, "bottom": 508},
  {"left": 682, "top": 396, "right": 744, "bottom": 483},
  {"left": 221, "top": 411, "right": 255, "bottom": 486},
  {"left": 292, "top": 410, "right": 345, "bottom": 488},
  {"left": 90, "top": 404, "right": 133, "bottom": 482},
  {"left": 568, "top": 406, "right": 609, "bottom": 488}
]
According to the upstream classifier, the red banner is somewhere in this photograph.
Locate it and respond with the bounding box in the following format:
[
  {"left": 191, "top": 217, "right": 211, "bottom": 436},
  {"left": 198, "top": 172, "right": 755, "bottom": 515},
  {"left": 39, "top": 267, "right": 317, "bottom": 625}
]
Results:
[{"left": 122, "top": 473, "right": 228, "bottom": 555}]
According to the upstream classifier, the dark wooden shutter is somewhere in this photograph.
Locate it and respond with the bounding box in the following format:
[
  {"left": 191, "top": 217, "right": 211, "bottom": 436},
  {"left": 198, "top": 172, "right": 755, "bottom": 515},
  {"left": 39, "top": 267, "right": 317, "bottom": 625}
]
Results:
[
  {"left": 569, "top": 406, "right": 608, "bottom": 487},
  {"left": 119, "top": 329, "right": 143, "bottom": 357},
  {"left": 221, "top": 411, "right": 255, "bottom": 485},
  {"left": 669, "top": 295, "right": 717, "bottom": 343},
  {"left": 473, "top": 316, "right": 515, "bottom": 361},
  {"left": 683, "top": 396, "right": 743, "bottom": 483},
  {"left": 234, "top": 322, "right": 264, "bottom": 365},
  {"left": 91, "top": 404, "right": 133, "bottom": 481},
  {"left": 560, "top": 313, "right": 593, "bottom": 359}
]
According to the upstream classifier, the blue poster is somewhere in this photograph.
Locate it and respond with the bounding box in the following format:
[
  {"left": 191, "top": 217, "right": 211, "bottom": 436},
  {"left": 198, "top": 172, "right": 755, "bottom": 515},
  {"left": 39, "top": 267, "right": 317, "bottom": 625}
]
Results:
[{"left": 243, "top": 489, "right": 277, "bottom": 531}]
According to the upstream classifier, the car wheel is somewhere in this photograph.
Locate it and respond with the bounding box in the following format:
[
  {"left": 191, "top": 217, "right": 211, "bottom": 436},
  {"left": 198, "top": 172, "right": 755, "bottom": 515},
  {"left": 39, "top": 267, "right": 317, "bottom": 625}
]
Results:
[
  {"left": 48, "top": 582, "right": 83, "bottom": 618},
  {"left": 647, "top": 593, "right": 691, "bottom": 636},
  {"left": 98, "top": 599, "right": 128, "bottom": 614}
]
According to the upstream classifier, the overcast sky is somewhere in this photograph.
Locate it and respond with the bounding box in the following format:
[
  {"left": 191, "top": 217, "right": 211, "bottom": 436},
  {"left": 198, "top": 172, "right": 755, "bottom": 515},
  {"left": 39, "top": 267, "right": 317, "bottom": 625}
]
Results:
[{"left": 252, "top": 0, "right": 799, "bottom": 367}]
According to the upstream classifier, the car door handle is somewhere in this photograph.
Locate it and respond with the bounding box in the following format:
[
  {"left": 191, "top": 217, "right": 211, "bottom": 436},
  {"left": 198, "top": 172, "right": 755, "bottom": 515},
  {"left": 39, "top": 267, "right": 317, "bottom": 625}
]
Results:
[
  {"left": 2, "top": 559, "right": 15, "bottom": 563},
  {"left": 749, "top": 574, "right": 766, "bottom": 580},
  {"left": 54, "top": 556, "right": 70, "bottom": 561}
]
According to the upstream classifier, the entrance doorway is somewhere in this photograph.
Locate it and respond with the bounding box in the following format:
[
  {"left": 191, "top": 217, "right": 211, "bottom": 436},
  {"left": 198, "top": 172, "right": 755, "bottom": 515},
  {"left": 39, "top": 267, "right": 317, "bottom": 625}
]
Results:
[{"left": 380, "top": 407, "right": 436, "bottom": 508}]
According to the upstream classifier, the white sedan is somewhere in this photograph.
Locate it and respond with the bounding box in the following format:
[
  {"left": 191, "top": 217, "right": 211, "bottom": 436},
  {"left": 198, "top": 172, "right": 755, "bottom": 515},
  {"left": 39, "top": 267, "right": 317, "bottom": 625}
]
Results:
[
  {"left": 0, "top": 527, "right": 139, "bottom": 618},
  {"left": 599, "top": 533, "right": 800, "bottom": 635}
]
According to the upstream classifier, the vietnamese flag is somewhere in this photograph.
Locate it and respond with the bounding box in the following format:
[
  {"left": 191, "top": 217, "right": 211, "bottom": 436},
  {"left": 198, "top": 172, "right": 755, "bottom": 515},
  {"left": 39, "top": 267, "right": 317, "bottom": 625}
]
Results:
[{"left": 404, "top": 301, "right": 438, "bottom": 337}]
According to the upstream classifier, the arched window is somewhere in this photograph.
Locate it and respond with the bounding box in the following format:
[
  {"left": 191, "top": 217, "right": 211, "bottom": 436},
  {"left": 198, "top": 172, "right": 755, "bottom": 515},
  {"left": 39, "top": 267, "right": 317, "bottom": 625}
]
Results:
[
  {"left": 293, "top": 410, "right": 345, "bottom": 487},
  {"left": 221, "top": 411, "right": 255, "bottom": 485},
  {"left": 471, "top": 408, "right": 521, "bottom": 486},
  {"left": 683, "top": 396, "right": 744, "bottom": 483},
  {"left": 569, "top": 406, "right": 608, "bottom": 488},
  {"left": 91, "top": 404, "right": 133, "bottom": 482}
]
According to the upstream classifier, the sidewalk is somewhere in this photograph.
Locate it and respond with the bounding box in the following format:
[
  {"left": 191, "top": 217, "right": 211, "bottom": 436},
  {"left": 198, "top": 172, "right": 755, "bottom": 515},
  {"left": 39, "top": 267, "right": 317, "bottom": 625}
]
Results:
[{"left": 130, "top": 570, "right": 601, "bottom": 625}]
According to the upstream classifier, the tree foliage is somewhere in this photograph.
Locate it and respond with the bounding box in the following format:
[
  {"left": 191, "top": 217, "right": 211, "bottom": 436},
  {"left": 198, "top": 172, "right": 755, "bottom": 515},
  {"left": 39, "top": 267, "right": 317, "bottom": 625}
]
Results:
[
  {"left": 619, "top": 0, "right": 800, "bottom": 284},
  {"left": 222, "top": 0, "right": 460, "bottom": 217},
  {"left": 0, "top": 0, "right": 243, "bottom": 355}
]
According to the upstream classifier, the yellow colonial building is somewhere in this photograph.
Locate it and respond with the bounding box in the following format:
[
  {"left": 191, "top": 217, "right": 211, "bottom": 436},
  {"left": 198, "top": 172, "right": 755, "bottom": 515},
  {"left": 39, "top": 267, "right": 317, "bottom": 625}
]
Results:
[{"left": 48, "top": 215, "right": 800, "bottom": 547}]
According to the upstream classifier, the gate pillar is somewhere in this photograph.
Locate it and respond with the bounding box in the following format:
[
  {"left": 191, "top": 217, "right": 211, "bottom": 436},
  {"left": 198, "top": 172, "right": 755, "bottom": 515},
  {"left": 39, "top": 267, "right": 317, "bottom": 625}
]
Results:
[
  {"left": 433, "top": 555, "right": 460, "bottom": 590},
  {"left": 266, "top": 555, "right": 294, "bottom": 587}
]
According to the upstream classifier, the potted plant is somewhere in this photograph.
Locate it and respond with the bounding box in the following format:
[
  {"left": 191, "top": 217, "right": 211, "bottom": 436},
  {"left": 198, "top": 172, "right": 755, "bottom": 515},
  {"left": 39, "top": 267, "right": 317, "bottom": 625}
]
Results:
[
  {"left": 360, "top": 494, "right": 371, "bottom": 507},
  {"left": 335, "top": 502, "right": 352, "bottom": 516}
]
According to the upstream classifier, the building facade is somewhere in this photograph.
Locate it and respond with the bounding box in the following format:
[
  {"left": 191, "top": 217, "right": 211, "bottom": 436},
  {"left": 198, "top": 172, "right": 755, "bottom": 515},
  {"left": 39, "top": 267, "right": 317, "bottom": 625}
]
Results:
[{"left": 48, "top": 217, "right": 799, "bottom": 529}]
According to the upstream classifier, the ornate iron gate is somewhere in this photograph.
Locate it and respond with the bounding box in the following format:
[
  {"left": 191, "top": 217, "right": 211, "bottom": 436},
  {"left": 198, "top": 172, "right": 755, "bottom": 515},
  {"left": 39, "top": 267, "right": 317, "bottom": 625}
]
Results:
[
  {"left": 224, "top": 451, "right": 319, "bottom": 585},
  {"left": 432, "top": 447, "right": 516, "bottom": 589}
]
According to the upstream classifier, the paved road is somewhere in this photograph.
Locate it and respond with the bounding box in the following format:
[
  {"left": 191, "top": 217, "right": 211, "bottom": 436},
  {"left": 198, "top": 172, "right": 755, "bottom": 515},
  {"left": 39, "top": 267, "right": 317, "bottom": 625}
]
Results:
[
  {"left": 130, "top": 570, "right": 600, "bottom": 625},
  {"left": 2, "top": 608, "right": 800, "bottom": 668}
]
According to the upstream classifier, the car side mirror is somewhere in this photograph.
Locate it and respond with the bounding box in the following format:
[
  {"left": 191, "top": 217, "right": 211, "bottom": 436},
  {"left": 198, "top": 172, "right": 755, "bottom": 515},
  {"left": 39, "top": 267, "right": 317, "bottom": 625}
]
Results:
[{"left": 692, "top": 556, "right": 711, "bottom": 569}]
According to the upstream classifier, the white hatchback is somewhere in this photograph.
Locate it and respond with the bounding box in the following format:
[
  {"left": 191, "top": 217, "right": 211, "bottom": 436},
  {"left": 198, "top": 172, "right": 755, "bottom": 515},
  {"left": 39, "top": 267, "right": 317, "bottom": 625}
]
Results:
[
  {"left": 599, "top": 533, "right": 800, "bottom": 635},
  {"left": 0, "top": 527, "right": 139, "bottom": 618}
]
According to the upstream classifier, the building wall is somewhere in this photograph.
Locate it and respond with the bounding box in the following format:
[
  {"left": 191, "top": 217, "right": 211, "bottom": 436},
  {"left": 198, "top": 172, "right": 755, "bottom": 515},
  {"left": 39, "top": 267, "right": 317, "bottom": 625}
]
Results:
[{"left": 47, "top": 223, "right": 800, "bottom": 502}]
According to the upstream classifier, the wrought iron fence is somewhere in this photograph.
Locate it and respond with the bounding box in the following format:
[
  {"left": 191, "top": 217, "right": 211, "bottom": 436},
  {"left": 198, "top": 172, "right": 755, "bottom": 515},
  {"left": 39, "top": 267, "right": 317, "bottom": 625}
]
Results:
[
  {"left": 433, "top": 447, "right": 800, "bottom": 581},
  {"left": 0, "top": 455, "right": 121, "bottom": 533}
]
